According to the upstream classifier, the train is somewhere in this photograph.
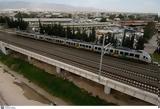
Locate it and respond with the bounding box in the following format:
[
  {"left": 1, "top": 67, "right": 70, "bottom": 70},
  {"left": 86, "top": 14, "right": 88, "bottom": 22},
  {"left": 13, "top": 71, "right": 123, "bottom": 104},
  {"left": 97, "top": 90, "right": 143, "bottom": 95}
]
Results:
[{"left": 16, "top": 31, "right": 152, "bottom": 63}]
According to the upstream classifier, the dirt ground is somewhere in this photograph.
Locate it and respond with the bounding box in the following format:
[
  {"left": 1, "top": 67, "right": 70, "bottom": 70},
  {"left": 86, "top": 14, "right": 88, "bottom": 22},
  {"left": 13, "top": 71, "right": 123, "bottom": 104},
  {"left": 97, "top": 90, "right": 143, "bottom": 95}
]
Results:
[
  {"left": 0, "top": 67, "right": 50, "bottom": 105},
  {"left": 0, "top": 62, "right": 69, "bottom": 106}
]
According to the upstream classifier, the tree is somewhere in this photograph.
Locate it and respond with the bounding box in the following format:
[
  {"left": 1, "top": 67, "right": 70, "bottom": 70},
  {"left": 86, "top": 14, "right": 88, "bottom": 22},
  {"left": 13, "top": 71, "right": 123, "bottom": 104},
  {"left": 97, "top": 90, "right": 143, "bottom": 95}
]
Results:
[
  {"left": 72, "top": 27, "right": 75, "bottom": 39},
  {"left": 113, "top": 38, "right": 118, "bottom": 47},
  {"left": 75, "top": 28, "right": 81, "bottom": 40},
  {"left": 0, "top": 16, "right": 6, "bottom": 24},
  {"left": 154, "top": 15, "right": 159, "bottom": 21},
  {"left": 82, "top": 30, "right": 89, "bottom": 42},
  {"left": 129, "top": 34, "right": 135, "bottom": 49},
  {"left": 15, "top": 12, "right": 29, "bottom": 30},
  {"left": 136, "top": 37, "right": 144, "bottom": 50},
  {"left": 128, "top": 15, "right": 135, "bottom": 20},
  {"left": 100, "top": 18, "right": 106, "bottom": 22},
  {"left": 118, "top": 14, "right": 125, "bottom": 20},
  {"left": 122, "top": 30, "right": 127, "bottom": 47},
  {"left": 109, "top": 14, "right": 116, "bottom": 20},
  {"left": 89, "top": 27, "right": 96, "bottom": 42},
  {"left": 15, "top": 12, "right": 30, "bottom": 18},
  {"left": 39, "top": 19, "right": 44, "bottom": 34},
  {"left": 123, "top": 37, "right": 132, "bottom": 48},
  {"left": 66, "top": 26, "right": 72, "bottom": 39},
  {"left": 1, "top": 15, "right": 28, "bottom": 30},
  {"left": 143, "top": 22, "right": 156, "bottom": 42}
]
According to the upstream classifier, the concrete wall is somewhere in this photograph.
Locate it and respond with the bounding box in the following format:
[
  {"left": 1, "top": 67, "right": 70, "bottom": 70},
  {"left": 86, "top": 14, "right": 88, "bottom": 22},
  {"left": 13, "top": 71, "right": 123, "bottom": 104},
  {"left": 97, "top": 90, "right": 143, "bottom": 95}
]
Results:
[
  {"left": 0, "top": 41, "right": 158, "bottom": 106},
  {"left": 0, "top": 41, "right": 8, "bottom": 55}
]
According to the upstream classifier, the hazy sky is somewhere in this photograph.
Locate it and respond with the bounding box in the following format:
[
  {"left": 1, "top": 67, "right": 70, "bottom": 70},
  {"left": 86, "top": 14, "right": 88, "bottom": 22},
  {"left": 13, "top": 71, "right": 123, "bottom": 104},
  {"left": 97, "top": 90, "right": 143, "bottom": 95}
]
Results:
[{"left": 1, "top": 0, "right": 160, "bottom": 13}]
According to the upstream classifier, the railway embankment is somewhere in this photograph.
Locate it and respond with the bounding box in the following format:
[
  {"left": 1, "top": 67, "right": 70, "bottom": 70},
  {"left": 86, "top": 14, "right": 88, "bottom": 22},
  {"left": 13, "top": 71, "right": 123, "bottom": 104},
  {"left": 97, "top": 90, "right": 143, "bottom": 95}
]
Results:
[{"left": 0, "top": 53, "right": 114, "bottom": 105}]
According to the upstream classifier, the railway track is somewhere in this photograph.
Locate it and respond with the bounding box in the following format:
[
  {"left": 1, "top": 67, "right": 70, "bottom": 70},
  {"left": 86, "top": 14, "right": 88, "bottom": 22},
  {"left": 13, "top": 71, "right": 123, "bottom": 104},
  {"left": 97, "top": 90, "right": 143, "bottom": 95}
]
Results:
[
  {"left": 2, "top": 31, "right": 160, "bottom": 74},
  {"left": 0, "top": 38, "right": 158, "bottom": 95},
  {"left": 32, "top": 35, "right": 160, "bottom": 74},
  {"left": 14, "top": 35, "right": 160, "bottom": 77},
  {"left": 0, "top": 32, "right": 160, "bottom": 93}
]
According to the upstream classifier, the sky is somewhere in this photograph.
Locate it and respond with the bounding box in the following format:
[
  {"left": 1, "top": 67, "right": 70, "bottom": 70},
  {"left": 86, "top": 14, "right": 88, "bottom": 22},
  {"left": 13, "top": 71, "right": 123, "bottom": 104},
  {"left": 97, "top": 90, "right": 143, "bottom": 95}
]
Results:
[{"left": 1, "top": 0, "right": 160, "bottom": 13}]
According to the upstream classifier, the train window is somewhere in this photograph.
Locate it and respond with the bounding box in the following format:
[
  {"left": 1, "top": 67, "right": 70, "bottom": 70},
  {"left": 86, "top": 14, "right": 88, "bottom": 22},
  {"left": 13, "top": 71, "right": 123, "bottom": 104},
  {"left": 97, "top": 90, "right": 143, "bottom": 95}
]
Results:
[
  {"left": 95, "top": 47, "right": 97, "bottom": 49},
  {"left": 130, "top": 53, "right": 134, "bottom": 56},
  {"left": 98, "top": 48, "right": 101, "bottom": 50},
  {"left": 125, "top": 52, "right": 129, "bottom": 55},
  {"left": 106, "top": 49, "right": 108, "bottom": 51},
  {"left": 143, "top": 56, "right": 148, "bottom": 60},
  {"left": 89, "top": 46, "right": 91, "bottom": 48},
  {"left": 110, "top": 50, "right": 113, "bottom": 53},
  {"left": 135, "top": 54, "right": 140, "bottom": 58},
  {"left": 120, "top": 51, "right": 123, "bottom": 55},
  {"left": 115, "top": 50, "right": 119, "bottom": 54}
]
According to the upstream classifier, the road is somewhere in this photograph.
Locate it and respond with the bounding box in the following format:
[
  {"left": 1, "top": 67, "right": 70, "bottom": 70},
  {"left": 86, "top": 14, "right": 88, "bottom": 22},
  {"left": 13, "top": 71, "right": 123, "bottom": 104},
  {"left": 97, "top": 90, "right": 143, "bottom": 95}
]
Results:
[{"left": 0, "top": 31, "right": 159, "bottom": 94}]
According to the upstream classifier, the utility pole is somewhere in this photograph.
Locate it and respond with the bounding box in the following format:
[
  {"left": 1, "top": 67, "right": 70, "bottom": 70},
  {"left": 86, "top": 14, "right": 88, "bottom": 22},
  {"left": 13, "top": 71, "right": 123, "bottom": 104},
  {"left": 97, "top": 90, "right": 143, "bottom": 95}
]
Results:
[{"left": 98, "top": 34, "right": 106, "bottom": 81}]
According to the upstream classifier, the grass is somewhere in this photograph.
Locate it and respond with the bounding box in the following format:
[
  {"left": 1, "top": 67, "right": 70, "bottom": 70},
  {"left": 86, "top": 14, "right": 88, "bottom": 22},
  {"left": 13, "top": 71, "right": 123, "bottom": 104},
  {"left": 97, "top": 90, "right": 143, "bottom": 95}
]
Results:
[
  {"left": 0, "top": 53, "right": 115, "bottom": 105},
  {"left": 151, "top": 53, "right": 160, "bottom": 64}
]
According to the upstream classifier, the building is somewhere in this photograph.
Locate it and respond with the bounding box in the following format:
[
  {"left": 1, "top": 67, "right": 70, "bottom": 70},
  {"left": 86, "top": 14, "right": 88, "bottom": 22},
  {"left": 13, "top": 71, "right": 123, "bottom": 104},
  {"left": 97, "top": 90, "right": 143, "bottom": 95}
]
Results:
[
  {"left": 156, "top": 22, "right": 160, "bottom": 33},
  {"left": 19, "top": 17, "right": 121, "bottom": 32},
  {"left": 15, "top": 18, "right": 73, "bottom": 28},
  {"left": 120, "top": 20, "right": 148, "bottom": 27}
]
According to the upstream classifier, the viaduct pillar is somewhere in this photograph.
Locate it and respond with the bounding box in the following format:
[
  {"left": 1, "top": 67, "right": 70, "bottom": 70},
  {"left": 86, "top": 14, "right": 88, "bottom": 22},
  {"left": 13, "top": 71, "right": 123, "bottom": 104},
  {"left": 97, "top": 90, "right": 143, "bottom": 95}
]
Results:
[
  {"left": 104, "top": 85, "right": 111, "bottom": 94},
  {"left": 56, "top": 67, "right": 61, "bottom": 73},
  {"left": 0, "top": 41, "right": 8, "bottom": 55}
]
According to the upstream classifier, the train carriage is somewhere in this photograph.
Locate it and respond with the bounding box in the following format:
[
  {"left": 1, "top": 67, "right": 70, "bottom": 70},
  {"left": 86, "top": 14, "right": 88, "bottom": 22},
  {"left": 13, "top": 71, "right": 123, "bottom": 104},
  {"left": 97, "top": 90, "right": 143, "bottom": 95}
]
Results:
[
  {"left": 79, "top": 42, "right": 93, "bottom": 50},
  {"left": 16, "top": 31, "right": 152, "bottom": 63},
  {"left": 104, "top": 47, "right": 151, "bottom": 63},
  {"left": 65, "top": 40, "right": 79, "bottom": 47},
  {"left": 93, "top": 45, "right": 102, "bottom": 53}
]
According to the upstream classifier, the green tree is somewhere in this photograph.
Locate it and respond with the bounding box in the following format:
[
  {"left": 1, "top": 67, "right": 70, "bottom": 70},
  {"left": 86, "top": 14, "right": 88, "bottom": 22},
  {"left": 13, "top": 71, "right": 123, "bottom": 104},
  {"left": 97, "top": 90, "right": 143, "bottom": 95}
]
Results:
[
  {"left": 129, "top": 34, "right": 135, "bottom": 49},
  {"left": 118, "top": 14, "right": 125, "bottom": 20},
  {"left": 39, "top": 19, "right": 44, "bottom": 34},
  {"left": 136, "top": 37, "right": 145, "bottom": 50},
  {"left": 0, "top": 16, "right": 6, "bottom": 24},
  {"left": 82, "top": 30, "right": 89, "bottom": 42},
  {"left": 89, "top": 27, "right": 96, "bottom": 42},
  {"left": 75, "top": 28, "right": 81, "bottom": 40},
  {"left": 109, "top": 14, "right": 116, "bottom": 20},
  {"left": 15, "top": 12, "right": 30, "bottom": 18},
  {"left": 72, "top": 27, "right": 75, "bottom": 39},
  {"left": 143, "top": 22, "right": 156, "bottom": 42},
  {"left": 122, "top": 30, "right": 127, "bottom": 47},
  {"left": 100, "top": 18, "right": 106, "bottom": 22},
  {"left": 128, "top": 15, "right": 135, "bottom": 20},
  {"left": 154, "top": 15, "right": 159, "bottom": 21},
  {"left": 66, "top": 26, "right": 72, "bottom": 39}
]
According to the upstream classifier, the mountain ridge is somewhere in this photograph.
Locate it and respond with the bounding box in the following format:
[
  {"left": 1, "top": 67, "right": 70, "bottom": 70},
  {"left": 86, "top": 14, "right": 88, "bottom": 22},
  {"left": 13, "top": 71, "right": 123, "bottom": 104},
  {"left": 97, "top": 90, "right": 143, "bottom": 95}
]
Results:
[{"left": 0, "top": 1, "right": 102, "bottom": 12}]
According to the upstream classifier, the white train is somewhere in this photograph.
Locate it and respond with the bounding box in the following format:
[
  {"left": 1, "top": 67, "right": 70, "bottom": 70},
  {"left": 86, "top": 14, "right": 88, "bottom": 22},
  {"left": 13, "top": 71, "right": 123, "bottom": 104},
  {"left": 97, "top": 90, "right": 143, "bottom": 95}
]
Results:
[{"left": 16, "top": 31, "right": 152, "bottom": 63}]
